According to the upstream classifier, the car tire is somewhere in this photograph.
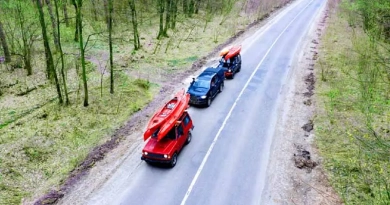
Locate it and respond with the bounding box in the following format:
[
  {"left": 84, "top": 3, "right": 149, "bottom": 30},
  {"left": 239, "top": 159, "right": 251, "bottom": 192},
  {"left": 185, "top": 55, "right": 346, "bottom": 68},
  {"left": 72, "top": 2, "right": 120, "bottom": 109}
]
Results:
[
  {"left": 237, "top": 64, "right": 241, "bottom": 72},
  {"left": 219, "top": 83, "right": 224, "bottom": 93},
  {"left": 206, "top": 97, "right": 212, "bottom": 107},
  {"left": 185, "top": 131, "right": 192, "bottom": 145},
  {"left": 231, "top": 72, "right": 235, "bottom": 79},
  {"left": 170, "top": 153, "right": 178, "bottom": 168}
]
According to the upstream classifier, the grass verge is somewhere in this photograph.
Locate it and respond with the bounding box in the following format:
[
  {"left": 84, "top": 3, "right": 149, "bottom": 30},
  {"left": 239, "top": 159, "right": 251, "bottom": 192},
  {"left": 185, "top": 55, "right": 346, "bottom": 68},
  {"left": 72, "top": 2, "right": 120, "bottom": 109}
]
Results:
[{"left": 315, "top": 6, "right": 390, "bottom": 205}]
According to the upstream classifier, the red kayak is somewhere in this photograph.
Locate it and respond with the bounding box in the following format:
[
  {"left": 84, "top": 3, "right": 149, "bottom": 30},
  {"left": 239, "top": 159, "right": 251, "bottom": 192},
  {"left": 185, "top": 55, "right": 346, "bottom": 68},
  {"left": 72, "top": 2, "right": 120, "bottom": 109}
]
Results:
[
  {"left": 143, "top": 89, "right": 190, "bottom": 141},
  {"left": 224, "top": 45, "right": 242, "bottom": 60}
]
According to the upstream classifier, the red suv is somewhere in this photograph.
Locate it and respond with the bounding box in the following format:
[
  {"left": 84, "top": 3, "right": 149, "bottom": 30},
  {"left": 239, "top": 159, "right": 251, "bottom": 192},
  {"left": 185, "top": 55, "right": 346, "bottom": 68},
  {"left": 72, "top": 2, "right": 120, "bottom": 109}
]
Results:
[{"left": 141, "top": 111, "right": 194, "bottom": 167}]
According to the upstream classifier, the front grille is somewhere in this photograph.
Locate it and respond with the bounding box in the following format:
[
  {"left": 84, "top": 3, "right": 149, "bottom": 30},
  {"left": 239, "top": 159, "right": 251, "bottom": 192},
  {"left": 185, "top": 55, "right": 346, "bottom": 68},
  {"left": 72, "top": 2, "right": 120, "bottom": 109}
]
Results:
[
  {"left": 190, "top": 95, "right": 198, "bottom": 101},
  {"left": 147, "top": 153, "right": 164, "bottom": 158}
]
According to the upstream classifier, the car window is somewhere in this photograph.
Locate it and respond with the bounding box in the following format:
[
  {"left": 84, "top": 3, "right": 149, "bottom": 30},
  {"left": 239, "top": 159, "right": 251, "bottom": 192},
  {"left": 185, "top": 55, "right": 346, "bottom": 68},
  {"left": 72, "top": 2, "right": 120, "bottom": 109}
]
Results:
[
  {"left": 166, "top": 127, "right": 176, "bottom": 140},
  {"left": 183, "top": 115, "right": 190, "bottom": 126},
  {"left": 211, "top": 77, "right": 217, "bottom": 86},
  {"left": 177, "top": 124, "right": 184, "bottom": 136},
  {"left": 193, "top": 80, "right": 210, "bottom": 89}
]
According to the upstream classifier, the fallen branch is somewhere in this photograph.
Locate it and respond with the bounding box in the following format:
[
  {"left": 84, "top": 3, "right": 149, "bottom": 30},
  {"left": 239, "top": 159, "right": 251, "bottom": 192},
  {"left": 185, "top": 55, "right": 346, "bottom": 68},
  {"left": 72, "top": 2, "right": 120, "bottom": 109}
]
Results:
[
  {"left": 0, "top": 81, "right": 19, "bottom": 89},
  {"left": 16, "top": 87, "right": 37, "bottom": 96}
]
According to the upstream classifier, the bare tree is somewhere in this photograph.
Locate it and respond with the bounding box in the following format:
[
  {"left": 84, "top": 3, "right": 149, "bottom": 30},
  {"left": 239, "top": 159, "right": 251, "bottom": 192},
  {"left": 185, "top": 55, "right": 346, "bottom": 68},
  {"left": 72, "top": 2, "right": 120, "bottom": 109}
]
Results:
[
  {"left": 195, "top": 0, "right": 201, "bottom": 14},
  {"left": 54, "top": 0, "right": 70, "bottom": 104},
  {"left": 75, "top": 0, "right": 89, "bottom": 106},
  {"left": 71, "top": 0, "right": 79, "bottom": 42},
  {"left": 63, "top": 0, "right": 70, "bottom": 27},
  {"left": 163, "top": 0, "right": 172, "bottom": 36},
  {"left": 15, "top": 2, "right": 39, "bottom": 76},
  {"left": 129, "top": 0, "right": 141, "bottom": 50},
  {"left": 106, "top": 0, "right": 114, "bottom": 94},
  {"left": 45, "top": 0, "right": 60, "bottom": 50},
  {"left": 0, "top": 21, "right": 11, "bottom": 63},
  {"left": 36, "top": 0, "right": 63, "bottom": 104},
  {"left": 157, "top": 0, "right": 167, "bottom": 39}
]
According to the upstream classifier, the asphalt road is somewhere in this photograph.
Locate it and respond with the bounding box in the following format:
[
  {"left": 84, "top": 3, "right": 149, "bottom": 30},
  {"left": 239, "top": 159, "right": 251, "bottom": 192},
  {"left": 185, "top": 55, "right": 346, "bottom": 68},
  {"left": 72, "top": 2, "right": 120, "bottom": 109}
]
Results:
[{"left": 92, "top": 0, "right": 326, "bottom": 204}]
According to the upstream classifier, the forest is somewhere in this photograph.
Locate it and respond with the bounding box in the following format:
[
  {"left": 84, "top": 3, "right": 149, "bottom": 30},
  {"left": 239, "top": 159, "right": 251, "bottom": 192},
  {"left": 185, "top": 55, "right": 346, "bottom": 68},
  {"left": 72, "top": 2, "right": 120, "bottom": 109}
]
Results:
[
  {"left": 0, "top": 0, "right": 291, "bottom": 204},
  {"left": 316, "top": 0, "right": 390, "bottom": 204}
]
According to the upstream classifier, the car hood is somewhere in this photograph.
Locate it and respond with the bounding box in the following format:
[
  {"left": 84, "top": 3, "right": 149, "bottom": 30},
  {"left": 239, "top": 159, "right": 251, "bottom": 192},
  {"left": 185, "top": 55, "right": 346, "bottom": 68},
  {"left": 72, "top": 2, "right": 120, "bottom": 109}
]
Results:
[
  {"left": 187, "top": 86, "right": 209, "bottom": 96},
  {"left": 143, "top": 137, "right": 175, "bottom": 154}
]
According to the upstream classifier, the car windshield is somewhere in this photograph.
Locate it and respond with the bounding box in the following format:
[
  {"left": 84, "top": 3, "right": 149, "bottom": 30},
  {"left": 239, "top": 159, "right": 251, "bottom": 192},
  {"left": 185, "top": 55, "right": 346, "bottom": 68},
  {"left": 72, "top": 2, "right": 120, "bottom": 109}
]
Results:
[{"left": 192, "top": 80, "right": 210, "bottom": 89}]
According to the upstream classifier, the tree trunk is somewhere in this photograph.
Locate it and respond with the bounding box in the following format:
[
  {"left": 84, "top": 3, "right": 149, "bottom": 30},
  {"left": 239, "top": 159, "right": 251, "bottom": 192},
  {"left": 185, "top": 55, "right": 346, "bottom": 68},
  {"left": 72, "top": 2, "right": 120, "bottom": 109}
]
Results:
[
  {"left": 36, "top": 0, "right": 63, "bottom": 104},
  {"left": 45, "top": 0, "right": 60, "bottom": 50},
  {"left": 163, "top": 0, "right": 172, "bottom": 35},
  {"left": 16, "top": 3, "right": 32, "bottom": 75},
  {"left": 188, "top": 0, "right": 195, "bottom": 16},
  {"left": 91, "top": 0, "right": 99, "bottom": 21},
  {"left": 171, "top": 0, "right": 178, "bottom": 29},
  {"left": 157, "top": 0, "right": 165, "bottom": 39},
  {"left": 76, "top": 0, "right": 88, "bottom": 106},
  {"left": 16, "top": 2, "right": 35, "bottom": 75},
  {"left": 63, "top": 0, "right": 70, "bottom": 27},
  {"left": 108, "top": 0, "right": 114, "bottom": 94},
  {"left": 183, "top": 0, "right": 188, "bottom": 15},
  {"left": 55, "top": 0, "right": 70, "bottom": 104},
  {"left": 0, "top": 21, "right": 11, "bottom": 63},
  {"left": 195, "top": 0, "right": 201, "bottom": 14},
  {"left": 72, "top": 0, "right": 79, "bottom": 42},
  {"left": 103, "top": 0, "right": 109, "bottom": 29},
  {"left": 129, "top": 0, "right": 141, "bottom": 50}
]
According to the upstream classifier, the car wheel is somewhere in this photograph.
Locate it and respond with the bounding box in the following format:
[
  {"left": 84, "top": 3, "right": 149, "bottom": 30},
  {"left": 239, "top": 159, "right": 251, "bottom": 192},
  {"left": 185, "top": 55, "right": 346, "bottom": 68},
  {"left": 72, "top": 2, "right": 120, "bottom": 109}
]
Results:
[
  {"left": 170, "top": 153, "right": 178, "bottom": 168},
  {"left": 206, "top": 97, "right": 212, "bottom": 107},
  {"left": 185, "top": 131, "right": 192, "bottom": 145},
  {"left": 237, "top": 64, "right": 241, "bottom": 72},
  {"left": 231, "top": 72, "right": 235, "bottom": 79},
  {"left": 219, "top": 83, "right": 224, "bottom": 93}
]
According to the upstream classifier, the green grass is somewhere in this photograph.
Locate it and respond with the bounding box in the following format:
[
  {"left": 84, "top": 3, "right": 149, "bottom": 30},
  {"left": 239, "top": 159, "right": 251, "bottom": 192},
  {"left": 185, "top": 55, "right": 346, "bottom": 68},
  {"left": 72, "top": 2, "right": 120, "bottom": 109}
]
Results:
[
  {"left": 315, "top": 8, "right": 390, "bottom": 205},
  {"left": 0, "top": 71, "right": 152, "bottom": 204}
]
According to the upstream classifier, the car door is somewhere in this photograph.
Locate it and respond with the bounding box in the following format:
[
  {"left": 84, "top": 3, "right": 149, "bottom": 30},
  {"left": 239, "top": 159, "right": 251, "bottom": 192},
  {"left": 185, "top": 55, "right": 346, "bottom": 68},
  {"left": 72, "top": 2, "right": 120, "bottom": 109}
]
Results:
[
  {"left": 180, "top": 113, "right": 193, "bottom": 148},
  {"left": 231, "top": 56, "right": 238, "bottom": 71},
  {"left": 176, "top": 123, "right": 186, "bottom": 150},
  {"left": 210, "top": 76, "right": 218, "bottom": 97}
]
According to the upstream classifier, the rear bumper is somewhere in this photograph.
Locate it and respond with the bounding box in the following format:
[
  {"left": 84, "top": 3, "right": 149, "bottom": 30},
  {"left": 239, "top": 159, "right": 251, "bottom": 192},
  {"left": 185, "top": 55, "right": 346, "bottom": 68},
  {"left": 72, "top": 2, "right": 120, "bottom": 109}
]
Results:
[{"left": 224, "top": 71, "right": 233, "bottom": 77}]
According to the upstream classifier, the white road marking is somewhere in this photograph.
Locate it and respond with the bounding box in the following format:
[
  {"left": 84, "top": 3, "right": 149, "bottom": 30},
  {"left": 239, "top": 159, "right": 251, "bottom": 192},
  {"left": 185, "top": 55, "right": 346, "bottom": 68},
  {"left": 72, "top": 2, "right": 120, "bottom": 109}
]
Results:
[
  {"left": 179, "top": 0, "right": 315, "bottom": 204},
  {"left": 240, "top": 0, "right": 303, "bottom": 56}
]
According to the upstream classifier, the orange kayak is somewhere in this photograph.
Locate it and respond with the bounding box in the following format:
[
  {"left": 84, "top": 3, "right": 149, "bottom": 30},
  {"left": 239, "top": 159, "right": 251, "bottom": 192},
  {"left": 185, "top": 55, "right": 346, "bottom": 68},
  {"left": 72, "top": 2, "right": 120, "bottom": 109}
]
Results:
[
  {"left": 224, "top": 45, "right": 242, "bottom": 60},
  {"left": 143, "top": 89, "right": 190, "bottom": 141}
]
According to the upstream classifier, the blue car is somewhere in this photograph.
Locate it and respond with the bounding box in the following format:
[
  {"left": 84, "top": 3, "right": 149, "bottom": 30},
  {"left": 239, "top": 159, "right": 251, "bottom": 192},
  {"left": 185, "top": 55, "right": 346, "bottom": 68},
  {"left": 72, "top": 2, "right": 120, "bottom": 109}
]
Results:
[{"left": 187, "top": 67, "right": 225, "bottom": 107}]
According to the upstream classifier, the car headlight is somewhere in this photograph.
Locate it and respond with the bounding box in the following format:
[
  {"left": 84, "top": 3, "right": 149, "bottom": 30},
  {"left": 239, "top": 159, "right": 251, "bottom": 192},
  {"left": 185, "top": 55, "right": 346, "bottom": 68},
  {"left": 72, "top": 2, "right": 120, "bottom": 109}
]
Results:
[
  {"left": 228, "top": 69, "right": 232, "bottom": 72},
  {"left": 164, "top": 154, "right": 168, "bottom": 158},
  {"left": 200, "top": 95, "right": 207, "bottom": 99},
  {"left": 144, "top": 152, "right": 148, "bottom": 155}
]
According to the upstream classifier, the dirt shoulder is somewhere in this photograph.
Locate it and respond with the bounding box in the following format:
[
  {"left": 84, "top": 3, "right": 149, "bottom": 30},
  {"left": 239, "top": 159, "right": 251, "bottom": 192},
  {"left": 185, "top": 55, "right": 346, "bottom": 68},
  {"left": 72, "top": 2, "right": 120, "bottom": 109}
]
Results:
[
  {"left": 32, "top": 1, "right": 299, "bottom": 205},
  {"left": 260, "top": 1, "right": 343, "bottom": 205}
]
